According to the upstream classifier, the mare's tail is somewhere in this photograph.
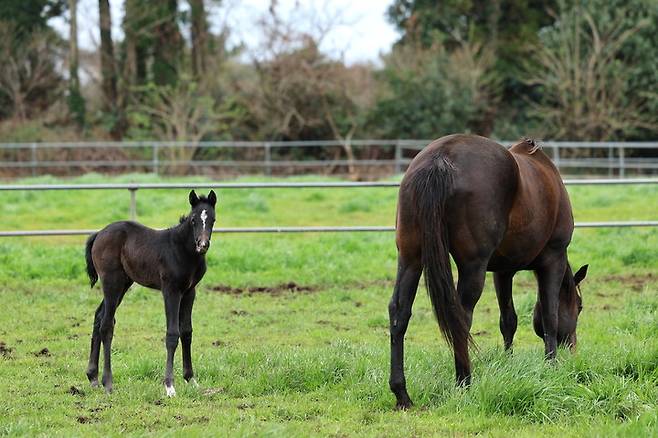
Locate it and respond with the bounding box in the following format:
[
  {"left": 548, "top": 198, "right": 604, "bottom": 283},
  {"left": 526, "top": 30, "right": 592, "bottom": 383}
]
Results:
[
  {"left": 85, "top": 232, "right": 99, "bottom": 288},
  {"left": 407, "top": 156, "right": 471, "bottom": 363}
]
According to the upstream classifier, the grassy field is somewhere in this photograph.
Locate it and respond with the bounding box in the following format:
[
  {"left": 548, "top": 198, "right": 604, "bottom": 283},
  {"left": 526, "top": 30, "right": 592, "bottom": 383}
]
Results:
[{"left": 0, "top": 173, "right": 657, "bottom": 437}]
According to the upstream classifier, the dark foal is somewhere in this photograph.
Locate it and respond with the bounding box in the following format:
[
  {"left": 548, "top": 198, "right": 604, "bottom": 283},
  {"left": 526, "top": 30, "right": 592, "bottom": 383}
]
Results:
[
  {"left": 389, "top": 134, "right": 588, "bottom": 409},
  {"left": 85, "top": 190, "right": 217, "bottom": 396}
]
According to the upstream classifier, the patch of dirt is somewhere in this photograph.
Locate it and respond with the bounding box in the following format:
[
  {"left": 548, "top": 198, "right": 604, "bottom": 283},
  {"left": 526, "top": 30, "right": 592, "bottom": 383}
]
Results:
[
  {"left": 68, "top": 386, "right": 84, "bottom": 396},
  {"left": 0, "top": 341, "right": 13, "bottom": 358},
  {"left": 34, "top": 348, "right": 51, "bottom": 357},
  {"left": 211, "top": 340, "right": 226, "bottom": 347},
  {"left": 202, "top": 387, "right": 225, "bottom": 396},
  {"left": 602, "top": 273, "right": 655, "bottom": 292},
  {"left": 77, "top": 416, "right": 93, "bottom": 424},
  {"left": 230, "top": 310, "right": 249, "bottom": 316},
  {"left": 210, "top": 281, "right": 317, "bottom": 296}
]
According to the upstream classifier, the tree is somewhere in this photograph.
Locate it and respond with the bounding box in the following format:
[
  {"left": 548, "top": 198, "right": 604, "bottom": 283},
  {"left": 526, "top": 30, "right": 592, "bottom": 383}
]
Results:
[
  {"left": 525, "top": 0, "right": 658, "bottom": 140},
  {"left": 0, "top": 22, "right": 62, "bottom": 121},
  {"left": 99, "top": 0, "right": 118, "bottom": 115},
  {"left": 189, "top": 0, "right": 209, "bottom": 78},
  {"left": 369, "top": 40, "right": 497, "bottom": 139},
  {"left": 152, "top": 0, "right": 183, "bottom": 86},
  {"left": 68, "top": 0, "right": 85, "bottom": 128},
  {"left": 386, "top": 0, "right": 558, "bottom": 136}
]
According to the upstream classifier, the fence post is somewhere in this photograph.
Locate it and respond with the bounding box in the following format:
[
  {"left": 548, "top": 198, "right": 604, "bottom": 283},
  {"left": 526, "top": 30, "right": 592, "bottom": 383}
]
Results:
[
  {"left": 619, "top": 146, "right": 625, "bottom": 178},
  {"left": 394, "top": 140, "right": 402, "bottom": 174},
  {"left": 553, "top": 143, "right": 560, "bottom": 172},
  {"left": 31, "top": 142, "right": 37, "bottom": 177},
  {"left": 264, "top": 142, "right": 272, "bottom": 176},
  {"left": 152, "top": 144, "right": 159, "bottom": 175},
  {"left": 129, "top": 188, "right": 138, "bottom": 221}
]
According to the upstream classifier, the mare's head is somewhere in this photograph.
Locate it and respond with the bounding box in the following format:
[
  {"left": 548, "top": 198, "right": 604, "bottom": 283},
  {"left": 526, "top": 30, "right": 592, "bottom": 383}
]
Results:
[
  {"left": 186, "top": 190, "right": 217, "bottom": 254},
  {"left": 533, "top": 264, "right": 588, "bottom": 350}
]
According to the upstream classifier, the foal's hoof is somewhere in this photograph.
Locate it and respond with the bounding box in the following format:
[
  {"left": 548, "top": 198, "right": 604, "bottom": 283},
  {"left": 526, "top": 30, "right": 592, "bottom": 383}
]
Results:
[
  {"left": 165, "top": 384, "right": 176, "bottom": 397},
  {"left": 395, "top": 399, "right": 413, "bottom": 411},
  {"left": 89, "top": 379, "right": 100, "bottom": 388}
]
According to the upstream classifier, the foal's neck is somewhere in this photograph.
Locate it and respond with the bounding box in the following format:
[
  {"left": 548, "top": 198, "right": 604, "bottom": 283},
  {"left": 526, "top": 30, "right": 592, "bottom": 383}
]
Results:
[{"left": 171, "top": 219, "right": 199, "bottom": 257}]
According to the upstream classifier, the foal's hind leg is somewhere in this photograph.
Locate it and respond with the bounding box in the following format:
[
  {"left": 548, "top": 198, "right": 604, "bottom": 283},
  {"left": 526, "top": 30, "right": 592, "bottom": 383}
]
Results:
[
  {"left": 86, "top": 301, "right": 104, "bottom": 387},
  {"left": 180, "top": 288, "right": 197, "bottom": 386},
  {"left": 388, "top": 257, "right": 422, "bottom": 410},
  {"left": 494, "top": 271, "right": 517, "bottom": 351},
  {"left": 99, "top": 274, "right": 131, "bottom": 393}
]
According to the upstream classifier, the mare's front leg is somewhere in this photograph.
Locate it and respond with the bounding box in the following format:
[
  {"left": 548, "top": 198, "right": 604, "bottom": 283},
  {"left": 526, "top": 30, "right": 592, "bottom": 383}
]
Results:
[
  {"left": 162, "top": 287, "right": 183, "bottom": 397},
  {"left": 180, "top": 288, "right": 197, "bottom": 386},
  {"left": 388, "top": 257, "right": 422, "bottom": 410},
  {"left": 494, "top": 271, "right": 517, "bottom": 351},
  {"left": 535, "top": 250, "right": 567, "bottom": 359}
]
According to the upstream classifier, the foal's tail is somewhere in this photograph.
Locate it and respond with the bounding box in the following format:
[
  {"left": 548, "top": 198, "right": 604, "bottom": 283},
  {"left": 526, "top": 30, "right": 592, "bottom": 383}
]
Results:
[
  {"left": 408, "top": 155, "right": 471, "bottom": 364},
  {"left": 85, "top": 232, "right": 99, "bottom": 288}
]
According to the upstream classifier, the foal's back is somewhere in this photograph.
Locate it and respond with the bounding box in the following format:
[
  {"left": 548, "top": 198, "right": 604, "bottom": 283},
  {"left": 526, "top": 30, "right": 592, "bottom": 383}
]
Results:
[{"left": 91, "top": 221, "right": 166, "bottom": 290}]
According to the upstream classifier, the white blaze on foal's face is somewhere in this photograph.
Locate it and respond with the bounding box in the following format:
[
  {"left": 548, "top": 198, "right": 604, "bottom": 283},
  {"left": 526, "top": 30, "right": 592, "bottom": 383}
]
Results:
[{"left": 201, "top": 209, "right": 208, "bottom": 230}]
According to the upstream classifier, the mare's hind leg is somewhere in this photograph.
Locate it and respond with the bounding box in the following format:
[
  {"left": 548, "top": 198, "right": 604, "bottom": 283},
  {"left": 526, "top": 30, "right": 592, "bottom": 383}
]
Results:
[
  {"left": 494, "top": 271, "right": 517, "bottom": 351},
  {"left": 99, "top": 274, "right": 131, "bottom": 393},
  {"left": 86, "top": 301, "right": 104, "bottom": 387},
  {"left": 453, "top": 260, "right": 488, "bottom": 386},
  {"left": 180, "top": 288, "right": 197, "bottom": 385},
  {"left": 388, "top": 257, "right": 422, "bottom": 410}
]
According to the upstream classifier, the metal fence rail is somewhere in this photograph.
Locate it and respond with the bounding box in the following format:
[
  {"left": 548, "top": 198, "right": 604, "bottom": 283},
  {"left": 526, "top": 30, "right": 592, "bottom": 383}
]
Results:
[
  {"left": 2, "top": 140, "right": 657, "bottom": 177},
  {"left": 0, "top": 178, "right": 656, "bottom": 237},
  {"left": 2, "top": 222, "right": 658, "bottom": 237}
]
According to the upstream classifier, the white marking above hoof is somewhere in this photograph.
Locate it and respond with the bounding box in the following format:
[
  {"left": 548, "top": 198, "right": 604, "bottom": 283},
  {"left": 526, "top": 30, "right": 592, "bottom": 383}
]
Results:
[
  {"left": 165, "top": 384, "right": 176, "bottom": 397},
  {"left": 187, "top": 378, "right": 199, "bottom": 388}
]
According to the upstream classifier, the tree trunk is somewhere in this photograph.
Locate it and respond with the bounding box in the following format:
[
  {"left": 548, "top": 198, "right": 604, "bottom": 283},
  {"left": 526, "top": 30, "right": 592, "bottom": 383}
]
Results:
[
  {"left": 68, "top": 0, "right": 85, "bottom": 128},
  {"left": 99, "top": 0, "right": 117, "bottom": 113},
  {"left": 190, "top": 0, "right": 208, "bottom": 78},
  {"left": 153, "top": 0, "right": 182, "bottom": 87}
]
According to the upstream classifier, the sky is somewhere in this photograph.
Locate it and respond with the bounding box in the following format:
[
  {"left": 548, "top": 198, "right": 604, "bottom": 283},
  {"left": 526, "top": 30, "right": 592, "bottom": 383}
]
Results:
[{"left": 50, "top": 0, "right": 401, "bottom": 65}]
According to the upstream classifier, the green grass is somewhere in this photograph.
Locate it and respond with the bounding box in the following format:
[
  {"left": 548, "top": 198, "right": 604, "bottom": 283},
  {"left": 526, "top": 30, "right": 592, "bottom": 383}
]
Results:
[{"left": 0, "top": 174, "right": 657, "bottom": 437}]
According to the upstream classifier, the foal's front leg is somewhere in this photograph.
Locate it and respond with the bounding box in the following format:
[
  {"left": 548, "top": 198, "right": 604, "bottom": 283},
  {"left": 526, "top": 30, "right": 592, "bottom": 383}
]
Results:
[
  {"left": 163, "top": 288, "right": 183, "bottom": 397},
  {"left": 180, "top": 288, "right": 197, "bottom": 386}
]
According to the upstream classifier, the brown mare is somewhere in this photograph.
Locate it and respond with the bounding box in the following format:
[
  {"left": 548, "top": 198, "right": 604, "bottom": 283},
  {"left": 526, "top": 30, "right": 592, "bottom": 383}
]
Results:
[{"left": 389, "top": 134, "right": 588, "bottom": 409}]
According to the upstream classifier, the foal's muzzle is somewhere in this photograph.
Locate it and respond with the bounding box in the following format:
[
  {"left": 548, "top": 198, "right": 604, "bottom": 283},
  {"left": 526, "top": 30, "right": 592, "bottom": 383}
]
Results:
[{"left": 195, "top": 239, "right": 210, "bottom": 254}]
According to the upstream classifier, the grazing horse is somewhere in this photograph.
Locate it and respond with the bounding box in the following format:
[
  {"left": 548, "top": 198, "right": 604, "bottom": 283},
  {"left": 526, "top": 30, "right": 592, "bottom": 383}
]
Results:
[
  {"left": 389, "top": 134, "right": 588, "bottom": 409},
  {"left": 85, "top": 190, "right": 217, "bottom": 396}
]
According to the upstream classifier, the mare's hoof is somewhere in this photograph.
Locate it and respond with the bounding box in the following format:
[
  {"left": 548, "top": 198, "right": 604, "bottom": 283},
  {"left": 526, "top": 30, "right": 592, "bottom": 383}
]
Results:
[
  {"left": 103, "top": 384, "right": 113, "bottom": 394},
  {"left": 165, "top": 384, "right": 176, "bottom": 397}
]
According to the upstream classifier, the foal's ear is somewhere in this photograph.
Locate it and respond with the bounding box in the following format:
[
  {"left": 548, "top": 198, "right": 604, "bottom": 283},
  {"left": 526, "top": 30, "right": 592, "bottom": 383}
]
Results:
[
  {"left": 574, "top": 264, "right": 588, "bottom": 285},
  {"left": 189, "top": 190, "right": 200, "bottom": 206},
  {"left": 208, "top": 190, "right": 217, "bottom": 207}
]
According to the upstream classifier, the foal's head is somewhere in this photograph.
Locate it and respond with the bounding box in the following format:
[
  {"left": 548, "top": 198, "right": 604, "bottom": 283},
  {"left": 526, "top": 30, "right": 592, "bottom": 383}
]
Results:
[
  {"left": 533, "top": 264, "right": 588, "bottom": 351},
  {"left": 186, "top": 190, "right": 217, "bottom": 254}
]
